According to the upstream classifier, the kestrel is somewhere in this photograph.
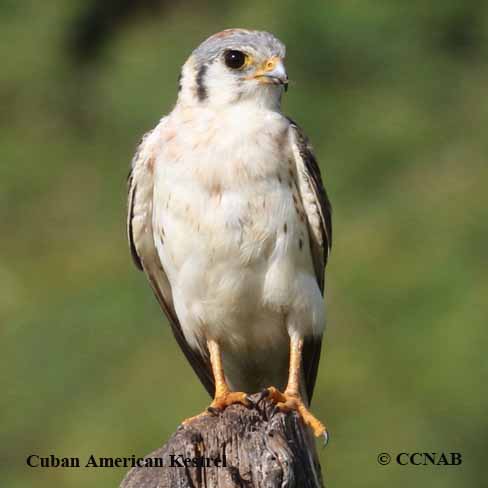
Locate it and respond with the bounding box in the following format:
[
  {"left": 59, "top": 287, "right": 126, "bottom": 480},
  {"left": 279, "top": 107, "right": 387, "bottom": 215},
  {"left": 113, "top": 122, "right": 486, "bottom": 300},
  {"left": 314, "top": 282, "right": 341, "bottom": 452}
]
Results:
[{"left": 127, "top": 29, "right": 332, "bottom": 440}]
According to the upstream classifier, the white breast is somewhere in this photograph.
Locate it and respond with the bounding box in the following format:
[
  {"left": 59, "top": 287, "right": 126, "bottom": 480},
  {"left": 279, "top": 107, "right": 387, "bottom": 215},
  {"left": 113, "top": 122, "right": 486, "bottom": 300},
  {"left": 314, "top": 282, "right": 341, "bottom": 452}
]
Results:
[{"left": 150, "top": 103, "right": 324, "bottom": 390}]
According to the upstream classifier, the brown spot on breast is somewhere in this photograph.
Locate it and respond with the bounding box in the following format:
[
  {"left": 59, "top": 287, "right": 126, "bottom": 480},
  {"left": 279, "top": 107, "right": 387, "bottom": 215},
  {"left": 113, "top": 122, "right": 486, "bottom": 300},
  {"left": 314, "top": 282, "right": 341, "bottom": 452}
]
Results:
[
  {"left": 277, "top": 174, "right": 282, "bottom": 183},
  {"left": 273, "top": 129, "right": 288, "bottom": 151},
  {"left": 147, "top": 156, "right": 155, "bottom": 172},
  {"left": 209, "top": 183, "right": 222, "bottom": 204},
  {"left": 299, "top": 238, "right": 303, "bottom": 250},
  {"left": 283, "top": 222, "right": 288, "bottom": 234},
  {"left": 210, "top": 182, "right": 221, "bottom": 194}
]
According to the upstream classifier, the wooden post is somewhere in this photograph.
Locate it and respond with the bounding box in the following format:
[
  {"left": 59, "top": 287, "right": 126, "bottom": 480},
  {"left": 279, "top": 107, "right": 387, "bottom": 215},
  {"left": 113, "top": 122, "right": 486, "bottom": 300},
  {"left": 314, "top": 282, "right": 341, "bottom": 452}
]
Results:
[{"left": 120, "top": 393, "right": 324, "bottom": 487}]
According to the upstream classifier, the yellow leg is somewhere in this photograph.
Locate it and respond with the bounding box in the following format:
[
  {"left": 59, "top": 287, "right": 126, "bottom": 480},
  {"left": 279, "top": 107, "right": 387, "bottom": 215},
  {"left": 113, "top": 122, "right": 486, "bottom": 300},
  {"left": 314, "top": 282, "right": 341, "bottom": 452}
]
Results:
[
  {"left": 182, "top": 339, "right": 249, "bottom": 425},
  {"left": 267, "top": 337, "right": 328, "bottom": 442}
]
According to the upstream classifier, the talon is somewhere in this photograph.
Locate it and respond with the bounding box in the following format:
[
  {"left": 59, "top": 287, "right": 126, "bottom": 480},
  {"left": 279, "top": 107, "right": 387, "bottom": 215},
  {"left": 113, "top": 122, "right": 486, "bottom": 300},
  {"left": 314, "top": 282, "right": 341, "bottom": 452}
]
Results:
[
  {"left": 254, "top": 388, "right": 271, "bottom": 404},
  {"left": 322, "top": 429, "right": 330, "bottom": 447},
  {"left": 207, "top": 406, "right": 220, "bottom": 415},
  {"left": 266, "top": 387, "right": 328, "bottom": 439}
]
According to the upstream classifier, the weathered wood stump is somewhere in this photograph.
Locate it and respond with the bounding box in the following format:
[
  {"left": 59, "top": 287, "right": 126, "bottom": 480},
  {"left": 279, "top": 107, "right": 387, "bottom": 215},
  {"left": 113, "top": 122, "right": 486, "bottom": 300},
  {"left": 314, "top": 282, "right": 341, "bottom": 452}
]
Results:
[{"left": 120, "top": 393, "right": 324, "bottom": 487}]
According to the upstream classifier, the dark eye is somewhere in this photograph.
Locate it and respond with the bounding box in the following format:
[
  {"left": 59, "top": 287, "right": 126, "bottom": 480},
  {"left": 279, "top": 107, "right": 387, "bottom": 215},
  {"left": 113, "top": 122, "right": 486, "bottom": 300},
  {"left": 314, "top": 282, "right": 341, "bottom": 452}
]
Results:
[{"left": 224, "top": 50, "right": 247, "bottom": 69}]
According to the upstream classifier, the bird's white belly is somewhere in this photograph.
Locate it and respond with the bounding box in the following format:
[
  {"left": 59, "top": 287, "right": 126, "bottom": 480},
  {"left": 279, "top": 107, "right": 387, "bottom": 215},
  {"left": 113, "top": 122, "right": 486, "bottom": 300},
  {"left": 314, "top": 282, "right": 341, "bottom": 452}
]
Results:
[{"left": 151, "top": 113, "right": 324, "bottom": 390}]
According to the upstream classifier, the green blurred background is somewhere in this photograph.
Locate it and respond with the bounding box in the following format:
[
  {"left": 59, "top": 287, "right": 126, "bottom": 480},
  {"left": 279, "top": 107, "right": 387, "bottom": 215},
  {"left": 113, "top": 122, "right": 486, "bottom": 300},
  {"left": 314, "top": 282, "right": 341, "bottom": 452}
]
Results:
[{"left": 1, "top": 1, "right": 487, "bottom": 486}]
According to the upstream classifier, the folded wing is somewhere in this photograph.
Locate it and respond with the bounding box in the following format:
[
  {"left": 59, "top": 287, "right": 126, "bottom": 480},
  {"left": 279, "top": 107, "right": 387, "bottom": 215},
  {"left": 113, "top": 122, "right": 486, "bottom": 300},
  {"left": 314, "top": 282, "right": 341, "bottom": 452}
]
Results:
[
  {"left": 288, "top": 119, "right": 332, "bottom": 402},
  {"left": 127, "top": 126, "right": 214, "bottom": 396}
]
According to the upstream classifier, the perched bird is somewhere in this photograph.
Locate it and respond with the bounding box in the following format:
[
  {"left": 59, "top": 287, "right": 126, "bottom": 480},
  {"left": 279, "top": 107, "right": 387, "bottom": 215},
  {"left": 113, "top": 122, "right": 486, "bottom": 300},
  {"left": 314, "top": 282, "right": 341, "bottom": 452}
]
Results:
[{"left": 127, "top": 29, "right": 332, "bottom": 440}]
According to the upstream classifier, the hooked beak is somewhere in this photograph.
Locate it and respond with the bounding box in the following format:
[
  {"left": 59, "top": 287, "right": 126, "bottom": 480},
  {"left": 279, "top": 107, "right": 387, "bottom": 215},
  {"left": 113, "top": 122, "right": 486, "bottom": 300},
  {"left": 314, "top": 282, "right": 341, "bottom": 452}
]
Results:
[{"left": 252, "top": 57, "right": 289, "bottom": 91}]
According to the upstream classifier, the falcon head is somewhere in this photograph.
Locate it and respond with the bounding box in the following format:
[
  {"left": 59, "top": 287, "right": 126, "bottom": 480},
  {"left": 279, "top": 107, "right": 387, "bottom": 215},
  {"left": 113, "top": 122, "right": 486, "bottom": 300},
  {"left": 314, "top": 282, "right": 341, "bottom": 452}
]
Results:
[{"left": 178, "top": 29, "right": 287, "bottom": 108}]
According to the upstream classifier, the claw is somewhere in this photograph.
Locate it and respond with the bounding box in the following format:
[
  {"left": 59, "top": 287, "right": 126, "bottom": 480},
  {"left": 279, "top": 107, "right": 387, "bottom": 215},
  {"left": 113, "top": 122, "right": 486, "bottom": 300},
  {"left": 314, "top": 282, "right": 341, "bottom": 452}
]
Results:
[
  {"left": 245, "top": 394, "right": 256, "bottom": 406},
  {"left": 266, "top": 386, "right": 328, "bottom": 440},
  {"left": 254, "top": 388, "right": 271, "bottom": 404},
  {"left": 322, "top": 429, "right": 330, "bottom": 447}
]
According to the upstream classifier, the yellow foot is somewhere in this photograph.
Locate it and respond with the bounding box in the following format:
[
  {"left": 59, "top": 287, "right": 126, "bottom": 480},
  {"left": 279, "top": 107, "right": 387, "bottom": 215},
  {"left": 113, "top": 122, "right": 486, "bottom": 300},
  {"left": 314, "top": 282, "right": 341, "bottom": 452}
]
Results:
[
  {"left": 266, "top": 387, "right": 328, "bottom": 443},
  {"left": 181, "top": 391, "right": 250, "bottom": 426},
  {"left": 209, "top": 390, "right": 250, "bottom": 411}
]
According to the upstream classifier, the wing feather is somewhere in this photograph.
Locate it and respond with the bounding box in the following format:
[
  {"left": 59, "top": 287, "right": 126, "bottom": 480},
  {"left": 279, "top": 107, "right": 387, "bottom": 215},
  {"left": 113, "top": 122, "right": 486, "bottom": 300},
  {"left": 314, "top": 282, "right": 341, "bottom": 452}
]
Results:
[
  {"left": 288, "top": 119, "right": 332, "bottom": 402},
  {"left": 127, "top": 127, "right": 214, "bottom": 396}
]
